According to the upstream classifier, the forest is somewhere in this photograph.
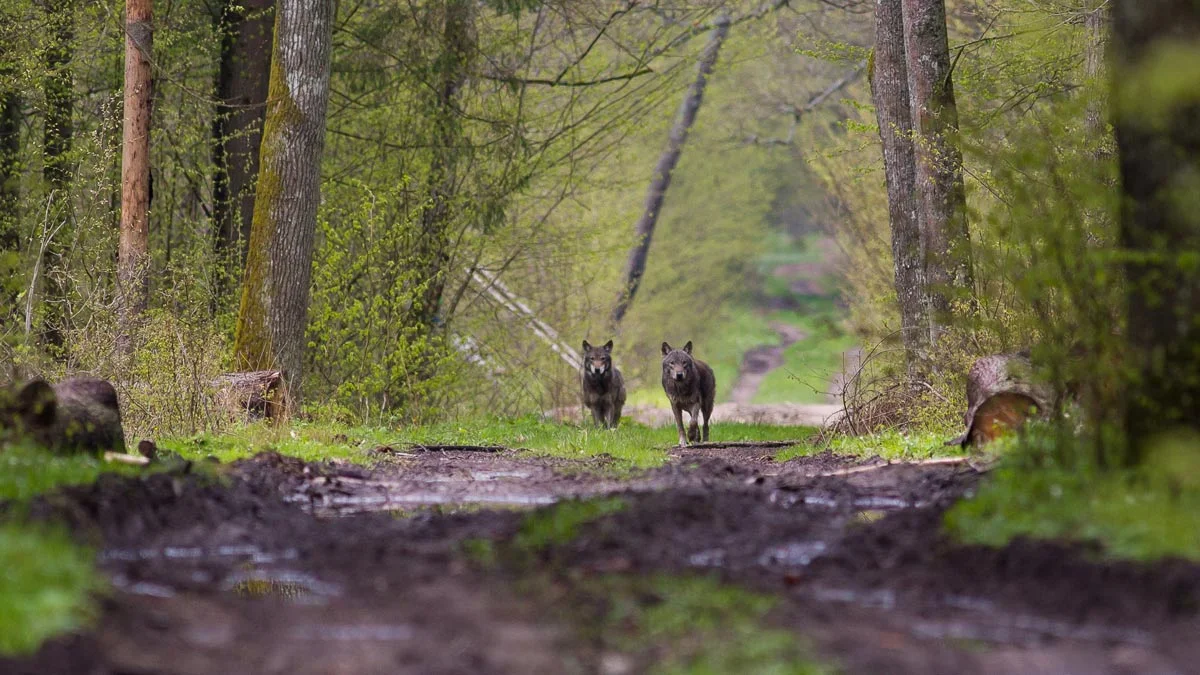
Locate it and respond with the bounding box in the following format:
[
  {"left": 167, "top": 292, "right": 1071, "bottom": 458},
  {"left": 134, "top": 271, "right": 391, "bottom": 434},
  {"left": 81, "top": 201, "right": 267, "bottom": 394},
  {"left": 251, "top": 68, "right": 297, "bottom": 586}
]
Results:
[{"left": 1, "top": 0, "right": 1198, "bottom": 672}]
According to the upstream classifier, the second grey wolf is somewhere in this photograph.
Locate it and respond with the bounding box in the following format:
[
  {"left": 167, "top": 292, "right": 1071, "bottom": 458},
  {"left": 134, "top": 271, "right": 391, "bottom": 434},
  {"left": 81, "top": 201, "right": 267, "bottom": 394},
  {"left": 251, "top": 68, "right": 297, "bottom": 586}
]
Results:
[
  {"left": 661, "top": 341, "right": 715, "bottom": 446},
  {"left": 581, "top": 340, "right": 626, "bottom": 428},
  {"left": 0, "top": 377, "right": 127, "bottom": 454}
]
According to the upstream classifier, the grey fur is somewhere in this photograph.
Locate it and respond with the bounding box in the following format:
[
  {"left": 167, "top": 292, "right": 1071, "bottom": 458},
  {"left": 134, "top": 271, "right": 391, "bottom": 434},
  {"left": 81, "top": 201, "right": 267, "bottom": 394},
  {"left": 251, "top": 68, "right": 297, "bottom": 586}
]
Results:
[
  {"left": 0, "top": 377, "right": 127, "bottom": 454},
  {"left": 581, "top": 339, "right": 626, "bottom": 429},
  {"left": 661, "top": 341, "right": 715, "bottom": 446}
]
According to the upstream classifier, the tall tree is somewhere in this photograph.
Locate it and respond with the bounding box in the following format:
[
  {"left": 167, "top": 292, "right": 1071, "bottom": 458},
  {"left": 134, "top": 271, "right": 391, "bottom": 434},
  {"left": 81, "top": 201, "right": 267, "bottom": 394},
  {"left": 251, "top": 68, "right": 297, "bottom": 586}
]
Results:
[
  {"left": 118, "top": 0, "right": 153, "bottom": 349},
  {"left": 39, "top": 0, "right": 74, "bottom": 349},
  {"left": 610, "top": 14, "right": 731, "bottom": 329},
  {"left": 1111, "top": 0, "right": 1200, "bottom": 461},
  {"left": 902, "top": 0, "right": 974, "bottom": 325},
  {"left": 872, "top": 0, "right": 930, "bottom": 373},
  {"left": 411, "top": 0, "right": 473, "bottom": 332},
  {"left": 234, "top": 0, "right": 334, "bottom": 410},
  {"left": 211, "top": 0, "right": 273, "bottom": 297}
]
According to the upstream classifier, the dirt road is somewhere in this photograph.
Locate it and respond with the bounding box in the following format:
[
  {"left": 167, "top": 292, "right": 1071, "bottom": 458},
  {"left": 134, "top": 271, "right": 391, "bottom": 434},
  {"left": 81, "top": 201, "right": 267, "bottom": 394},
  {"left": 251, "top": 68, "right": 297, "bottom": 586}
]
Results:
[{"left": 6, "top": 445, "right": 1198, "bottom": 674}]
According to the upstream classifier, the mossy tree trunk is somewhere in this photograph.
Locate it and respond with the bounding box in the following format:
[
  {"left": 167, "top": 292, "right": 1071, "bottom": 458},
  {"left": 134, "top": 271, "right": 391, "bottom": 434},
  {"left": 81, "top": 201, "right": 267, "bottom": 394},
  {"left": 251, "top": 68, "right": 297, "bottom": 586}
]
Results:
[
  {"left": 1111, "top": 0, "right": 1200, "bottom": 462},
  {"left": 234, "top": 0, "right": 333, "bottom": 412},
  {"left": 211, "top": 0, "right": 273, "bottom": 305},
  {"left": 411, "top": 0, "right": 474, "bottom": 332},
  {"left": 117, "top": 0, "right": 152, "bottom": 352},
  {"left": 872, "top": 0, "right": 931, "bottom": 375},
  {"left": 610, "top": 15, "right": 730, "bottom": 330},
  {"left": 902, "top": 0, "right": 974, "bottom": 328}
]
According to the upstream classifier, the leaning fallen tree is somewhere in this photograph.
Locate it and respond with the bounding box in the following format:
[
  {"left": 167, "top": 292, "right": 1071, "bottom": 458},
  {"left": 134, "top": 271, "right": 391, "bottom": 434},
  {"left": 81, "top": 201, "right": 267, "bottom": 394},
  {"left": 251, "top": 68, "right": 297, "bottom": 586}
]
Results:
[{"left": 948, "top": 353, "right": 1054, "bottom": 448}]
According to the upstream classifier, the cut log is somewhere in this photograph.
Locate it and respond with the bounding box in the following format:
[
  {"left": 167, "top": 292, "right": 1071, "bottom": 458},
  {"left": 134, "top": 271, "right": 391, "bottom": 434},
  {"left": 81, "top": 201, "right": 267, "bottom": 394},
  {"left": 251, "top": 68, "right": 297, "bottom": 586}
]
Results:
[
  {"left": 1, "top": 378, "right": 127, "bottom": 454},
  {"left": 214, "top": 370, "right": 283, "bottom": 420},
  {"left": 947, "top": 353, "right": 1053, "bottom": 448}
]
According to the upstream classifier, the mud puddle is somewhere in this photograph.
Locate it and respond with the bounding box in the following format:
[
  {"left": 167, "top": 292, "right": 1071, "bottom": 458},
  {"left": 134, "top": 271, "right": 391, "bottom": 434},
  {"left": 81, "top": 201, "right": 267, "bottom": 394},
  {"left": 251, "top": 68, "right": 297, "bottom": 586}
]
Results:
[{"left": 4, "top": 449, "right": 1200, "bottom": 674}]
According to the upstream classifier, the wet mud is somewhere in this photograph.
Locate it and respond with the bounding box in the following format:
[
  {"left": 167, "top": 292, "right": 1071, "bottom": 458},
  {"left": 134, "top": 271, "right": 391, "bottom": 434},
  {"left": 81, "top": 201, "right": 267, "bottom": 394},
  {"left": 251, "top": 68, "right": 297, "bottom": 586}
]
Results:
[{"left": 4, "top": 446, "right": 1199, "bottom": 674}]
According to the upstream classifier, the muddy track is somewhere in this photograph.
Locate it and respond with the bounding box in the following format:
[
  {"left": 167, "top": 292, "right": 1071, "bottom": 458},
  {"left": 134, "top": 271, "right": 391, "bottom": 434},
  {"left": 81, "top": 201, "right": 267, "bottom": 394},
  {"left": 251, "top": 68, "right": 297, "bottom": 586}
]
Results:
[{"left": 5, "top": 447, "right": 1199, "bottom": 674}]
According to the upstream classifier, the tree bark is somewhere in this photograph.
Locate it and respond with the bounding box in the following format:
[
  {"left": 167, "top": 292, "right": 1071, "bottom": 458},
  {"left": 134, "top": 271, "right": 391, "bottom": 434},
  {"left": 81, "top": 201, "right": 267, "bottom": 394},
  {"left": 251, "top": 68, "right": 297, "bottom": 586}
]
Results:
[
  {"left": 412, "top": 0, "right": 474, "bottom": 331},
  {"left": 211, "top": 0, "right": 273, "bottom": 297},
  {"left": 1111, "top": 0, "right": 1200, "bottom": 462},
  {"left": 234, "top": 0, "right": 334, "bottom": 412},
  {"left": 1083, "top": 1, "right": 1106, "bottom": 140},
  {"left": 117, "top": 0, "right": 152, "bottom": 350},
  {"left": 901, "top": 0, "right": 974, "bottom": 325},
  {"left": 39, "top": 0, "right": 74, "bottom": 350},
  {"left": 0, "top": 92, "right": 19, "bottom": 255},
  {"left": 872, "top": 0, "right": 930, "bottom": 374},
  {"left": 610, "top": 15, "right": 730, "bottom": 329}
]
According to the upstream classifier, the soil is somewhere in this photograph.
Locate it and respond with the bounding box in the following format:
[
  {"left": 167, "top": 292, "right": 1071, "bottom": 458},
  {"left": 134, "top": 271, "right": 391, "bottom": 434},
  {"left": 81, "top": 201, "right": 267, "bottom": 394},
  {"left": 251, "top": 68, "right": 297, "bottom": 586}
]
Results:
[{"left": 4, "top": 447, "right": 1199, "bottom": 674}]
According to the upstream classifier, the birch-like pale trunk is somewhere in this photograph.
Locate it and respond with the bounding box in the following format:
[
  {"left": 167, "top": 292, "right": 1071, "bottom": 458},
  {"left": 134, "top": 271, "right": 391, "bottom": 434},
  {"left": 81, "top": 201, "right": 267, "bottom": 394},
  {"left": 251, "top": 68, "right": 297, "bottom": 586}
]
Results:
[
  {"left": 234, "top": 0, "right": 333, "bottom": 411},
  {"left": 610, "top": 15, "right": 730, "bottom": 329},
  {"left": 117, "top": 0, "right": 152, "bottom": 350},
  {"left": 872, "top": 0, "right": 931, "bottom": 373},
  {"left": 902, "top": 0, "right": 974, "bottom": 326}
]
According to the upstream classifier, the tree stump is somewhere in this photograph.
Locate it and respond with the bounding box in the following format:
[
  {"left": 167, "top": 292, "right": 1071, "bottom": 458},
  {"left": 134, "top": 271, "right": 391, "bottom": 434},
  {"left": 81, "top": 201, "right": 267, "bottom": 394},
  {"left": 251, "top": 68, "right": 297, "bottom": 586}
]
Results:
[
  {"left": 948, "top": 353, "right": 1054, "bottom": 448},
  {"left": 214, "top": 370, "right": 283, "bottom": 420}
]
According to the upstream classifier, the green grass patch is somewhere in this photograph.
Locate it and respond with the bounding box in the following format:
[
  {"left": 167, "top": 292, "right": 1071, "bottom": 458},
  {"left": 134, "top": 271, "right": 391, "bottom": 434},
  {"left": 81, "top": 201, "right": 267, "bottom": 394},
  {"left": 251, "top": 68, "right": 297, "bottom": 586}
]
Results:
[
  {"left": 0, "top": 441, "right": 148, "bottom": 502},
  {"left": 945, "top": 432, "right": 1200, "bottom": 561},
  {"left": 164, "top": 416, "right": 817, "bottom": 471},
  {"left": 0, "top": 523, "right": 102, "bottom": 655},
  {"left": 775, "top": 429, "right": 963, "bottom": 463},
  {"left": 514, "top": 497, "right": 626, "bottom": 553},
  {"left": 751, "top": 307, "right": 857, "bottom": 407},
  {"left": 592, "top": 574, "right": 833, "bottom": 675}
]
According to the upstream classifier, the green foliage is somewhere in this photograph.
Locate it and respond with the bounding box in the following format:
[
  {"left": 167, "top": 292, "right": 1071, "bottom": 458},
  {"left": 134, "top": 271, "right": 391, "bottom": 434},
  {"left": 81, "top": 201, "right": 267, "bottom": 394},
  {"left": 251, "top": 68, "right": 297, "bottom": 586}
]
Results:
[
  {"left": 946, "top": 429, "right": 1200, "bottom": 561},
  {"left": 306, "top": 182, "right": 460, "bottom": 423},
  {"left": 592, "top": 575, "right": 832, "bottom": 675},
  {"left": 514, "top": 497, "right": 626, "bottom": 552},
  {"left": 0, "top": 522, "right": 101, "bottom": 655}
]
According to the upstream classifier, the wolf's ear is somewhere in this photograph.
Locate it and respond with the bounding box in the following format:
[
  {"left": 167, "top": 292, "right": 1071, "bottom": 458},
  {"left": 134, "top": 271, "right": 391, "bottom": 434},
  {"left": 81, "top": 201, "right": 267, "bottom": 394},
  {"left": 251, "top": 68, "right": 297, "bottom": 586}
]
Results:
[
  {"left": 683, "top": 341, "right": 693, "bottom": 354},
  {"left": 661, "top": 342, "right": 671, "bottom": 355},
  {"left": 582, "top": 340, "right": 591, "bottom": 352},
  {"left": 603, "top": 340, "right": 613, "bottom": 352},
  {"left": 16, "top": 380, "right": 56, "bottom": 427}
]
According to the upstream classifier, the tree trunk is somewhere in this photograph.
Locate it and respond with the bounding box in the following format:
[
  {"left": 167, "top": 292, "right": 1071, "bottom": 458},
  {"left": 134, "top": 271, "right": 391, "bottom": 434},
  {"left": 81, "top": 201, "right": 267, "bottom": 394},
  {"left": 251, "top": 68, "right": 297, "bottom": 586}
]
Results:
[
  {"left": 40, "top": 0, "right": 74, "bottom": 350},
  {"left": 1111, "top": 0, "right": 1200, "bottom": 462},
  {"left": 411, "top": 0, "right": 473, "bottom": 331},
  {"left": 872, "top": 0, "right": 930, "bottom": 374},
  {"left": 610, "top": 15, "right": 730, "bottom": 329},
  {"left": 42, "top": 0, "right": 73, "bottom": 192},
  {"left": 233, "top": 0, "right": 334, "bottom": 412},
  {"left": 0, "top": 92, "right": 19, "bottom": 252},
  {"left": 117, "top": 0, "right": 152, "bottom": 351},
  {"left": 211, "top": 0, "right": 273, "bottom": 300},
  {"left": 1083, "top": 1, "right": 1106, "bottom": 140},
  {"left": 901, "top": 0, "right": 974, "bottom": 326}
]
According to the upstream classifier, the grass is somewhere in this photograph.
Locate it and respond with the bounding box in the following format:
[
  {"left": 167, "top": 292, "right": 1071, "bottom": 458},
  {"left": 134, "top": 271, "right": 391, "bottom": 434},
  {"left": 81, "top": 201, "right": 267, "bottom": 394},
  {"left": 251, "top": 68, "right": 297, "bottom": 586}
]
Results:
[
  {"left": 775, "top": 428, "right": 964, "bottom": 463},
  {"left": 162, "top": 416, "right": 818, "bottom": 471},
  {"left": 0, "top": 441, "right": 153, "bottom": 656},
  {"left": 0, "top": 441, "right": 145, "bottom": 502},
  {"left": 0, "top": 523, "right": 102, "bottom": 655},
  {"left": 945, "top": 431, "right": 1200, "bottom": 561},
  {"left": 751, "top": 304, "right": 858, "bottom": 406},
  {"left": 589, "top": 574, "right": 833, "bottom": 674},
  {"left": 513, "top": 496, "right": 627, "bottom": 552}
]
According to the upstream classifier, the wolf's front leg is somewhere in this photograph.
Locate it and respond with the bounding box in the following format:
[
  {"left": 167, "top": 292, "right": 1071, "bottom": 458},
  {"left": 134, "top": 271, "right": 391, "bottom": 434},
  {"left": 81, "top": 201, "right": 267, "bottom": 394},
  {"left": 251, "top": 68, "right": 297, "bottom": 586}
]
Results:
[
  {"left": 687, "top": 406, "right": 701, "bottom": 443},
  {"left": 672, "top": 404, "right": 688, "bottom": 446}
]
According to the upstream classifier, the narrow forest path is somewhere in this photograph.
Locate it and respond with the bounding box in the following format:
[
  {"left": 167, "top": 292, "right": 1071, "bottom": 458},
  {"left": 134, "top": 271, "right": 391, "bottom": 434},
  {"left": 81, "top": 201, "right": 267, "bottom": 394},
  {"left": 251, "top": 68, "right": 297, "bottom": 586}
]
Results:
[
  {"left": 8, "top": 447, "right": 1197, "bottom": 674},
  {"left": 728, "top": 321, "right": 808, "bottom": 405}
]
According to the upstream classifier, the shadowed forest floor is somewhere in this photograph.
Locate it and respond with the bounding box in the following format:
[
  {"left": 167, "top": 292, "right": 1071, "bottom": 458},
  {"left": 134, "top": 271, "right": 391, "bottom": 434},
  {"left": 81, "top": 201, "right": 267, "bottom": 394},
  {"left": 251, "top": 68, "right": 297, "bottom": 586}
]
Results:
[{"left": 4, "top": 443, "right": 1198, "bottom": 674}]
